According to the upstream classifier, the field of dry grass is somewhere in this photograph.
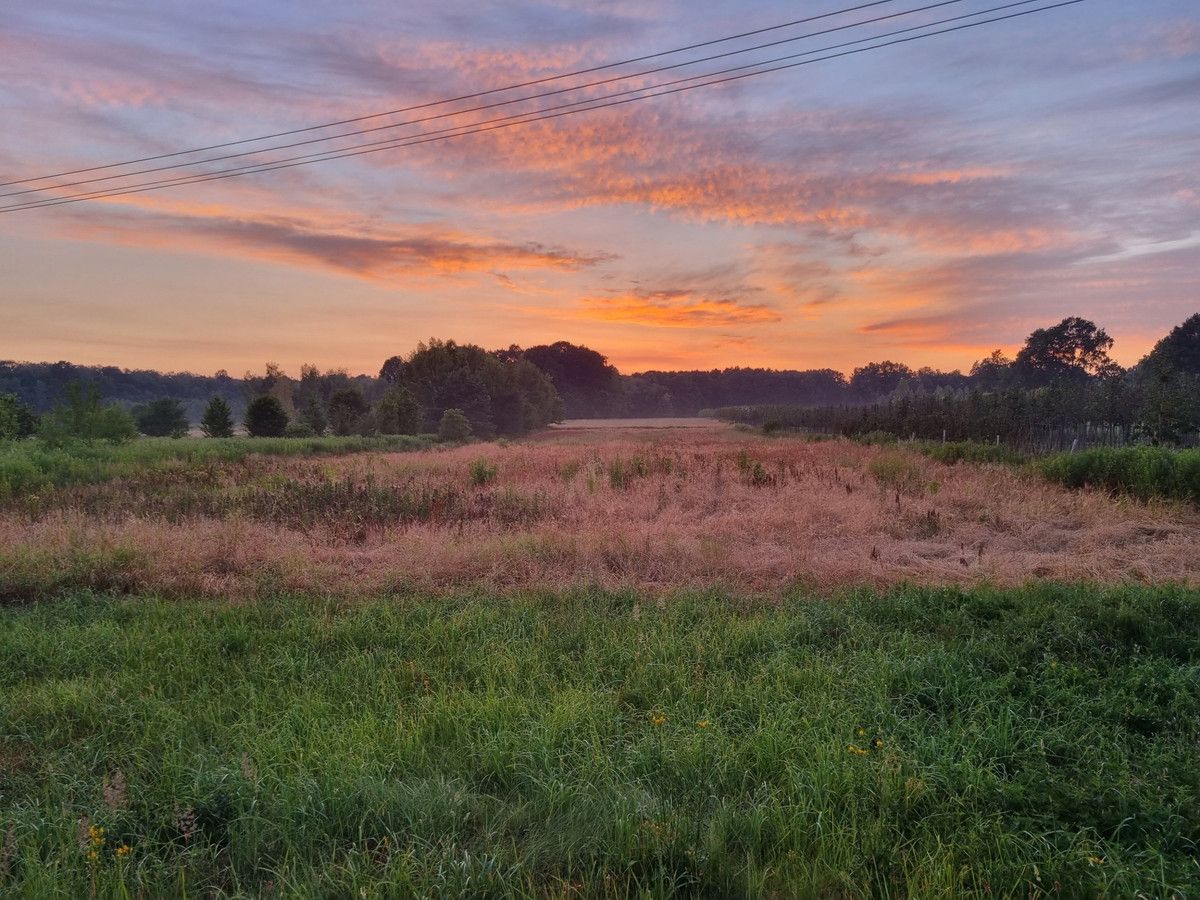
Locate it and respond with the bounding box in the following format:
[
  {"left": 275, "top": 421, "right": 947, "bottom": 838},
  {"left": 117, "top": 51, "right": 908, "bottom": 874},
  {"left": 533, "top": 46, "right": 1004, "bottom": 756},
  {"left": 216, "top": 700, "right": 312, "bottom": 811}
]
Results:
[{"left": 3, "top": 424, "right": 1198, "bottom": 601}]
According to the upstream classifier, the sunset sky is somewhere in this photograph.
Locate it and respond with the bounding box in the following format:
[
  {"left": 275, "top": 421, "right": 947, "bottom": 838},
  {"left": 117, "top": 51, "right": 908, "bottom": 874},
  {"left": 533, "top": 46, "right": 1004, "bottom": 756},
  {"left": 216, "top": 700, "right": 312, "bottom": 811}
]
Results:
[{"left": 1, "top": 0, "right": 1197, "bottom": 376}]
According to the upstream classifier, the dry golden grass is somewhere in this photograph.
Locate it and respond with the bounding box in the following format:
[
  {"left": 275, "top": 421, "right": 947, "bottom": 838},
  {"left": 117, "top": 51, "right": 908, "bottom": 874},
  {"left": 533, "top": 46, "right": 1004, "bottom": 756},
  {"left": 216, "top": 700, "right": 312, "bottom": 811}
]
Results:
[{"left": 3, "top": 425, "right": 1198, "bottom": 599}]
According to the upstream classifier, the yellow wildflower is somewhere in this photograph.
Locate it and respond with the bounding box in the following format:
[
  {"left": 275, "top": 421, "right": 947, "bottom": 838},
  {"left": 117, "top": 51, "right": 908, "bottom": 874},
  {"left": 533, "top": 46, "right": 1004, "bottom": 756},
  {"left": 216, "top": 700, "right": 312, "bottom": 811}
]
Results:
[
  {"left": 697, "top": 719, "right": 710, "bottom": 729},
  {"left": 115, "top": 844, "right": 132, "bottom": 859},
  {"left": 848, "top": 745, "right": 868, "bottom": 757},
  {"left": 1088, "top": 856, "right": 1105, "bottom": 866},
  {"left": 650, "top": 712, "right": 667, "bottom": 727}
]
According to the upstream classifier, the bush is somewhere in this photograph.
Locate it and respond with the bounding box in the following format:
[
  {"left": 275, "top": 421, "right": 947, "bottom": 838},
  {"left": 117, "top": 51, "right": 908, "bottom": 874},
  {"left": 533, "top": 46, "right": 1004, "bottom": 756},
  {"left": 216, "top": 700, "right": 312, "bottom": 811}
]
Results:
[
  {"left": 0, "top": 393, "right": 38, "bottom": 441},
  {"left": 38, "top": 383, "right": 136, "bottom": 446},
  {"left": 244, "top": 395, "right": 289, "bottom": 438},
  {"left": 133, "top": 398, "right": 189, "bottom": 438},
  {"left": 284, "top": 420, "right": 316, "bottom": 438},
  {"left": 923, "top": 441, "right": 1026, "bottom": 466},
  {"left": 438, "top": 408, "right": 472, "bottom": 442},
  {"left": 1040, "top": 447, "right": 1200, "bottom": 504}
]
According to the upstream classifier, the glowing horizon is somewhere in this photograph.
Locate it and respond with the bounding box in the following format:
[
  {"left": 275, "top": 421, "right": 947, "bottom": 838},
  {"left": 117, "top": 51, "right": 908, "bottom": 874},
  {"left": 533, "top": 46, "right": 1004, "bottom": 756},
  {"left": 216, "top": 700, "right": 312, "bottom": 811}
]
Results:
[{"left": 1, "top": 0, "right": 1196, "bottom": 377}]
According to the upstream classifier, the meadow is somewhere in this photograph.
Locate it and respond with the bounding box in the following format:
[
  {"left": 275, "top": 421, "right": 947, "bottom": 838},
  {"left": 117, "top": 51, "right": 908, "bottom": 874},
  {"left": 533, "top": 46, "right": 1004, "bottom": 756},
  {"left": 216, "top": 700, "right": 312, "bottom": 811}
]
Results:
[{"left": 1, "top": 425, "right": 1198, "bottom": 897}]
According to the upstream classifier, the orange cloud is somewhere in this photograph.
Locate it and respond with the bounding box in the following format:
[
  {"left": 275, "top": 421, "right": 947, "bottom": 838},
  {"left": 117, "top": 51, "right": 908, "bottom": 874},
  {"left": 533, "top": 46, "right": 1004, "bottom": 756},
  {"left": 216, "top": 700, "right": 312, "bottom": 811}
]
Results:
[
  {"left": 579, "top": 288, "right": 781, "bottom": 328},
  {"left": 60, "top": 205, "right": 611, "bottom": 282}
]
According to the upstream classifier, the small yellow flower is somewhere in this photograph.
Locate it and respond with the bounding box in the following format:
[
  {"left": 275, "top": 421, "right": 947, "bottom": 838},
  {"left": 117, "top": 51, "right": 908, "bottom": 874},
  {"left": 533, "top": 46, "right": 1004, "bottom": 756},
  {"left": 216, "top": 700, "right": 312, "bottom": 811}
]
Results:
[
  {"left": 848, "top": 744, "right": 868, "bottom": 757},
  {"left": 697, "top": 719, "right": 710, "bottom": 729},
  {"left": 856, "top": 728, "right": 866, "bottom": 737},
  {"left": 872, "top": 738, "right": 885, "bottom": 750},
  {"left": 649, "top": 712, "right": 667, "bottom": 727},
  {"left": 1088, "top": 856, "right": 1105, "bottom": 866},
  {"left": 115, "top": 844, "right": 132, "bottom": 859},
  {"left": 89, "top": 825, "right": 106, "bottom": 847},
  {"left": 86, "top": 849, "right": 98, "bottom": 863}
]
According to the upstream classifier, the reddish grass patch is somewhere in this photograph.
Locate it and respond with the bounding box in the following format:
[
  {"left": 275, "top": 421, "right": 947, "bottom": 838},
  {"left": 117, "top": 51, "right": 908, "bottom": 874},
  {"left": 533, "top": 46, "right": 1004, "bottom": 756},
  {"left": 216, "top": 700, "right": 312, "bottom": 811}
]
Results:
[{"left": 2, "top": 429, "right": 1197, "bottom": 600}]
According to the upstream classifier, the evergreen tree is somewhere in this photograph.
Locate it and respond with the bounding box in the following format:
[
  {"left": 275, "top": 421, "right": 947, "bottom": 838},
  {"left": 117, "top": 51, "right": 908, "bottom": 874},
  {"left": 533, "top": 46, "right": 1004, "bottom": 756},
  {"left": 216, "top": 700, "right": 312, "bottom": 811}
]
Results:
[
  {"left": 200, "top": 396, "right": 235, "bottom": 438},
  {"left": 133, "top": 398, "right": 189, "bottom": 438},
  {"left": 244, "top": 395, "right": 288, "bottom": 437}
]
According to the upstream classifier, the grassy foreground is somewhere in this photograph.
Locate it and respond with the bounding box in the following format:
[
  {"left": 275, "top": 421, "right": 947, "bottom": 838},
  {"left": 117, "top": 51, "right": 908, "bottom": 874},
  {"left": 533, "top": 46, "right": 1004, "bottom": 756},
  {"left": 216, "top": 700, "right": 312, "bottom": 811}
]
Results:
[{"left": 2, "top": 585, "right": 1198, "bottom": 897}]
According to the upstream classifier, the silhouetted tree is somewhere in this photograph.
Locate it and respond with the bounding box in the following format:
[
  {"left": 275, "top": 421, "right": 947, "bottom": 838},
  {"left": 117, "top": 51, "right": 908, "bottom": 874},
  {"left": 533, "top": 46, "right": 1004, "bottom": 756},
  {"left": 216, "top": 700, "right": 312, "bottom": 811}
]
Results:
[
  {"left": 516, "top": 341, "right": 622, "bottom": 417},
  {"left": 376, "top": 385, "right": 422, "bottom": 435},
  {"left": 200, "top": 396, "right": 235, "bottom": 437},
  {"left": 328, "top": 386, "right": 369, "bottom": 436},
  {"left": 850, "top": 361, "right": 915, "bottom": 399},
  {"left": 133, "top": 398, "right": 189, "bottom": 438},
  {"left": 299, "top": 395, "right": 328, "bottom": 436},
  {"left": 438, "top": 408, "right": 472, "bottom": 442},
  {"left": 1013, "top": 317, "right": 1119, "bottom": 386},
  {"left": 244, "top": 395, "right": 288, "bottom": 437}
]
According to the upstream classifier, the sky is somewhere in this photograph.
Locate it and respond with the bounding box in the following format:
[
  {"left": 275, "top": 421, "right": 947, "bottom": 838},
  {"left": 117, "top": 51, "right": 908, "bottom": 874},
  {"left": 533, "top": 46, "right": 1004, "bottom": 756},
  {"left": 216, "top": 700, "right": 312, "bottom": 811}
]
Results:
[{"left": 0, "top": 0, "right": 1197, "bottom": 377}]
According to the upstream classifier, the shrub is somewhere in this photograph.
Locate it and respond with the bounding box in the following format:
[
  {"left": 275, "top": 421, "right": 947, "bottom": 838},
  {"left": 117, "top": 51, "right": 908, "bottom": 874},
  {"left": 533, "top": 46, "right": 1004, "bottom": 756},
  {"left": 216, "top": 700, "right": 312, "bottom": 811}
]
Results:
[
  {"left": 244, "top": 395, "right": 289, "bottom": 438},
  {"left": 133, "top": 398, "right": 189, "bottom": 438},
  {"left": 469, "top": 459, "right": 498, "bottom": 486},
  {"left": 38, "top": 383, "right": 136, "bottom": 446},
  {"left": 438, "top": 408, "right": 472, "bottom": 442},
  {"left": 0, "top": 394, "right": 38, "bottom": 441},
  {"left": 200, "top": 396, "right": 235, "bottom": 438},
  {"left": 1040, "top": 447, "right": 1200, "bottom": 504},
  {"left": 284, "top": 420, "right": 316, "bottom": 438}
]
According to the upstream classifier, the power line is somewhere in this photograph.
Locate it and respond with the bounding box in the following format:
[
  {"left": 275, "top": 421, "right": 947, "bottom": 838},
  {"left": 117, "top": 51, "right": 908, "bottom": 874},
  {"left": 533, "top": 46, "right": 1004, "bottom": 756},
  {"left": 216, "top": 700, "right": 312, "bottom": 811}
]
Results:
[
  {"left": 1, "top": 0, "right": 1088, "bottom": 214},
  {"left": 0, "top": 0, "right": 903, "bottom": 187},
  {"left": 0, "top": 0, "right": 979, "bottom": 201},
  {"left": 2, "top": 0, "right": 1047, "bottom": 209}
]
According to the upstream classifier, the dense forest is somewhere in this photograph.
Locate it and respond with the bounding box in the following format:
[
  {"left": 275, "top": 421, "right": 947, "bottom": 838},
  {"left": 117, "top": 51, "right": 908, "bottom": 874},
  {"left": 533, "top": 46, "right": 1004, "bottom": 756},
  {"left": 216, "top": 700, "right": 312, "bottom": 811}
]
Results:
[{"left": 2, "top": 313, "right": 1198, "bottom": 444}]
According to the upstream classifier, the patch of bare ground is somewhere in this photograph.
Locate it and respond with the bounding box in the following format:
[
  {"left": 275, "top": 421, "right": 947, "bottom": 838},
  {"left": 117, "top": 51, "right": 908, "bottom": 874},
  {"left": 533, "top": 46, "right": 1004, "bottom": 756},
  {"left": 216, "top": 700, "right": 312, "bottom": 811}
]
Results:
[{"left": 2, "top": 429, "right": 1197, "bottom": 599}]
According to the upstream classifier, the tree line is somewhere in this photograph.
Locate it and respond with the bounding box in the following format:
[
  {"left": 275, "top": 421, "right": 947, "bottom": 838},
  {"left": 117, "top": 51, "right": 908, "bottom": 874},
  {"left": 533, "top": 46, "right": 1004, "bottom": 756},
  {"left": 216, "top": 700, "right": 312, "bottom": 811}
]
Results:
[
  {"left": 713, "top": 315, "right": 1200, "bottom": 446},
  {"left": 2, "top": 313, "right": 1198, "bottom": 445}
]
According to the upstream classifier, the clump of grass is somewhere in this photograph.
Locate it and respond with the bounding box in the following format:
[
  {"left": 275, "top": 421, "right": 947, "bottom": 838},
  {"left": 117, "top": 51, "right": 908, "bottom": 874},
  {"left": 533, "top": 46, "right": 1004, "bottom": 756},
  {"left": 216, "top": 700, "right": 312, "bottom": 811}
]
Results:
[
  {"left": 922, "top": 441, "right": 1027, "bottom": 466},
  {"left": 1040, "top": 446, "right": 1200, "bottom": 504},
  {"left": 468, "top": 459, "right": 498, "bottom": 487},
  {"left": 869, "top": 450, "right": 930, "bottom": 497},
  {"left": 0, "top": 584, "right": 1197, "bottom": 896},
  {"left": 855, "top": 430, "right": 899, "bottom": 446}
]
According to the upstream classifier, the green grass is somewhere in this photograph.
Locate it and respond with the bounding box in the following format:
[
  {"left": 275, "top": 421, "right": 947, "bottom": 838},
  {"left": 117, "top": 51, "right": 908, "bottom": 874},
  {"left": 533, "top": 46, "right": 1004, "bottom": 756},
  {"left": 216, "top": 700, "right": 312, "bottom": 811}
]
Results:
[
  {"left": 2, "top": 585, "right": 1198, "bottom": 897},
  {"left": 0, "top": 435, "right": 433, "bottom": 499},
  {"left": 1040, "top": 446, "right": 1200, "bottom": 505},
  {"left": 921, "top": 440, "right": 1028, "bottom": 467}
]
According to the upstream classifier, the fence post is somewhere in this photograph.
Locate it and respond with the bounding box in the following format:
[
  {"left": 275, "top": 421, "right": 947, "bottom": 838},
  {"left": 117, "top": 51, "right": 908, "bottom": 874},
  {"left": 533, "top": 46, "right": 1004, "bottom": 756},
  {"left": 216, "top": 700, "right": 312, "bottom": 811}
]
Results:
[{"left": 1070, "top": 438, "right": 1078, "bottom": 453}]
